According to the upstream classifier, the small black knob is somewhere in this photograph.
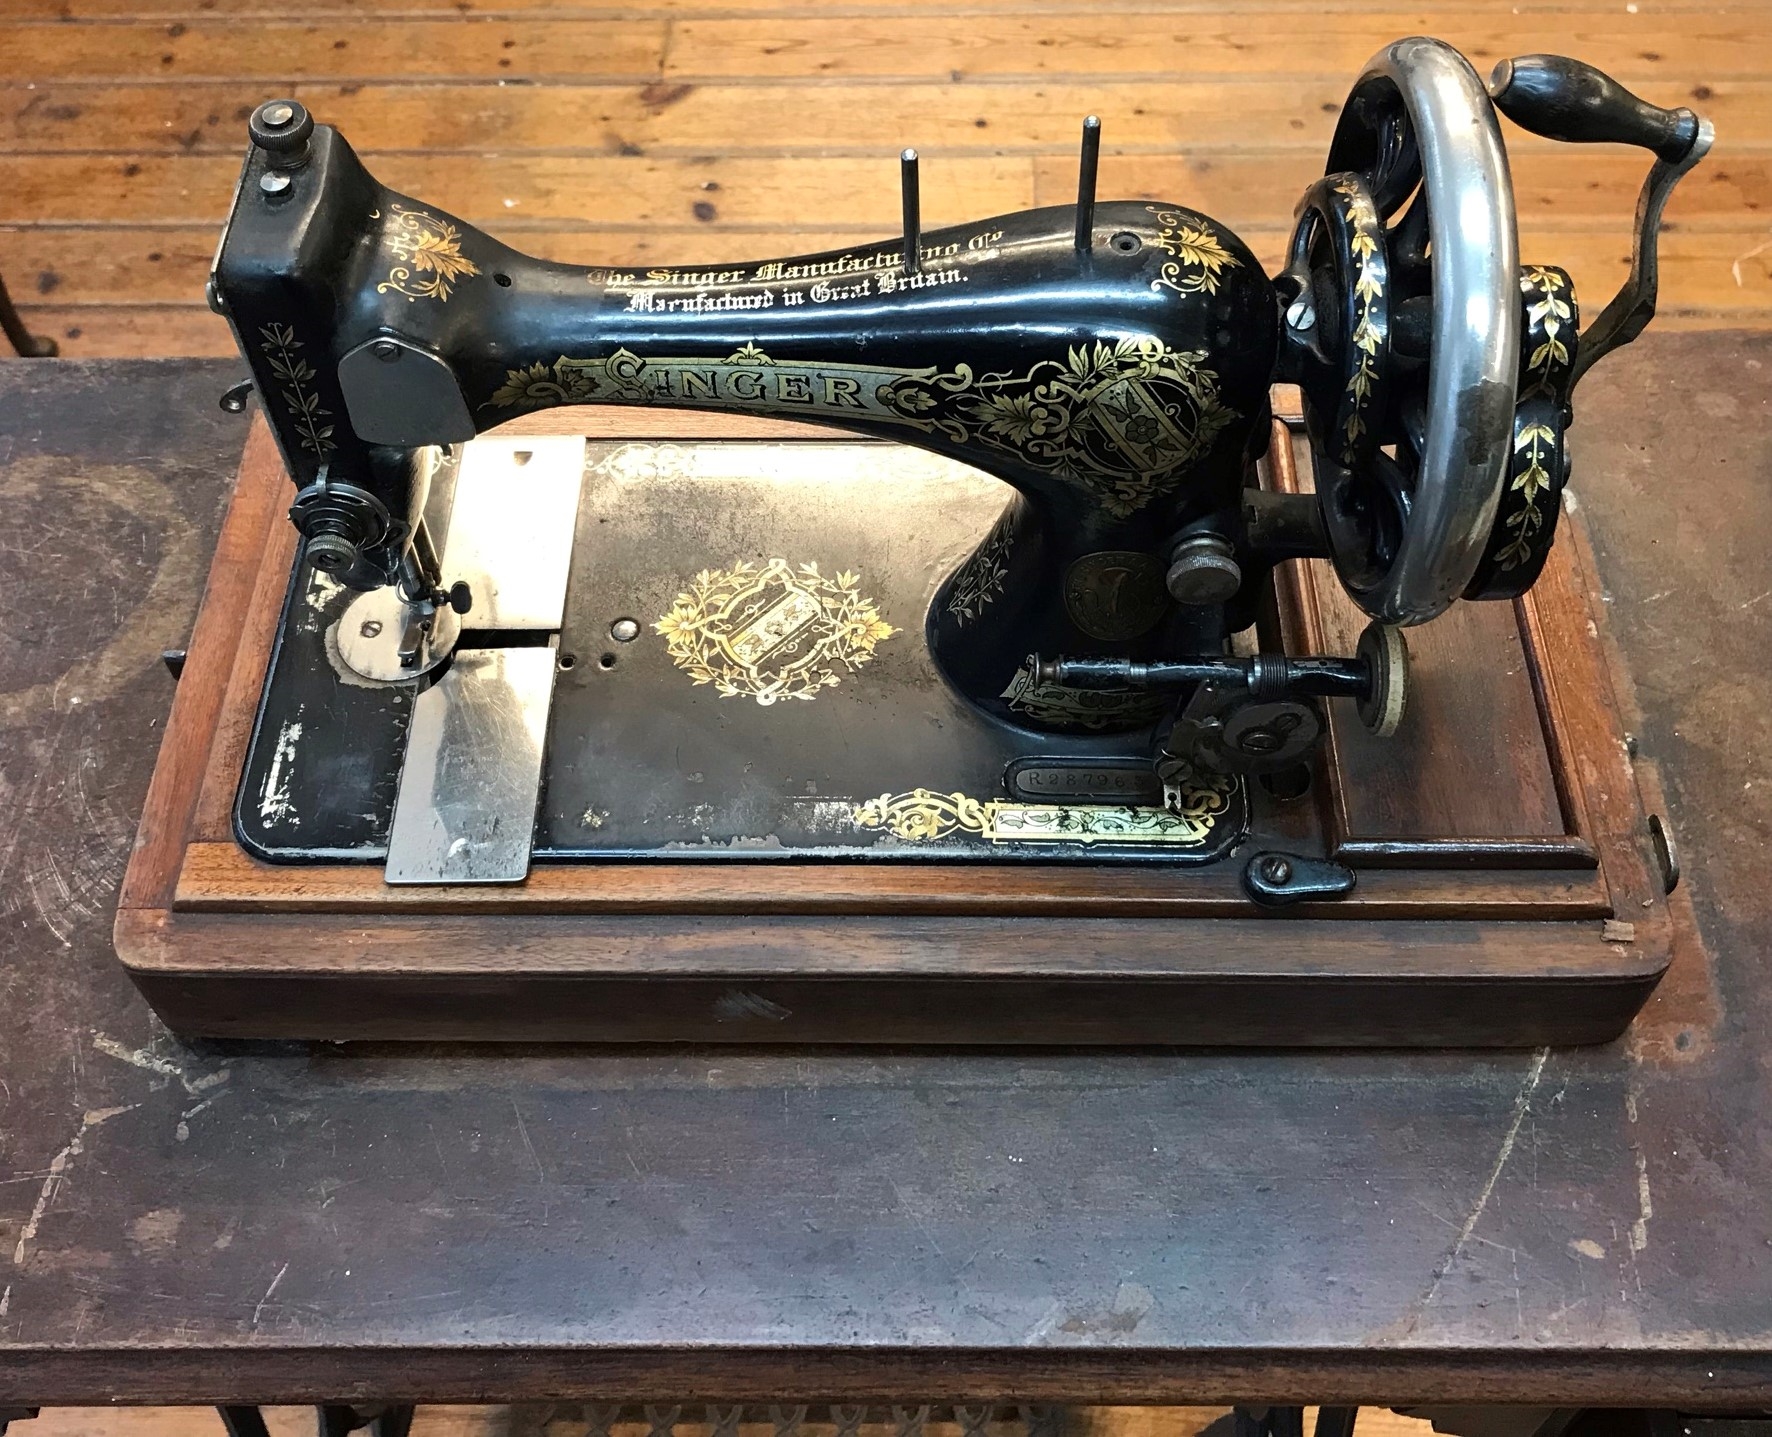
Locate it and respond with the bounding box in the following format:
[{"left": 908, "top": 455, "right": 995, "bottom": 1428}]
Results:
[
  {"left": 248, "top": 99, "right": 314, "bottom": 167},
  {"left": 447, "top": 580, "right": 474, "bottom": 615},
  {"left": 304, "top": 533, "right": 359, "bottom": 576}
]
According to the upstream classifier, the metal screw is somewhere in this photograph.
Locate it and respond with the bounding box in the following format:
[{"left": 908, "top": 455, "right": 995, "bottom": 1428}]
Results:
[
  {"left": 259, "top": 171, "right": 291, "bottom": 195},
  {"left": 372, "top": 340, "right": 400, "bottom": 362},
  {"left": 610, "top": 617, "right": 640, "bottom": 642},
  {"left": 1259, "top": 854, "right": 1292, "bottom": 885},
  {"left": 261, "top": 102, "right": 295, "bottom": 128},
  {"left": 1239, "top": 728, "right": 1283, "bottom": 755},
  {"left": 359, "top": 619, "right": 383, "bottom": 638},
  {"left": 1285, "top": 297, "right": 1316, "bottom": 331}
]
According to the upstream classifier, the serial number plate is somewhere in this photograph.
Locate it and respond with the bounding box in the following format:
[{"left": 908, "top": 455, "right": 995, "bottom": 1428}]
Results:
[{"left": 1005, "top": 760, "right": 1164, "bottom": 805}]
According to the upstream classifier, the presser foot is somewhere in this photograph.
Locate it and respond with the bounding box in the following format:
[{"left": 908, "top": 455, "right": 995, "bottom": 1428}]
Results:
[{"left": 335, "top": 585, "right": 463, "bottom": 682}]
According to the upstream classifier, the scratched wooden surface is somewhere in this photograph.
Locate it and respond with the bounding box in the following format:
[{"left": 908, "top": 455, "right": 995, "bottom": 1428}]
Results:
[
  {"left": 0, "top": 0, "right": 1767, "bottom": 357},
  {"left": 13, "top": 1405, "right": 1435, "bottom": 1437},
  {"left": 0, "top": 345, "right": 1768, "bottom": 1406}
]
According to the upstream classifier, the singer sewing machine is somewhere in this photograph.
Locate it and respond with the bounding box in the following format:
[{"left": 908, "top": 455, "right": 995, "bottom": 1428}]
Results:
[{"left": 117, "top": 38, "right": 1707, "bottom": 1044}]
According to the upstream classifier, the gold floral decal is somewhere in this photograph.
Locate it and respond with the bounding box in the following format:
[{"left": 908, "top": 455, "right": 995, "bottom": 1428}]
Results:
[
  {"left": 1147, "top": 207, "right": 1240, "bottom": 297},
  {"left": 853, "top": 773, "right": 1232, "bottom": 846},
  {"left": 653, "top": 558, "right": 897, "bottom": 704},
  {"left": 491, "top": 359, "right": 596, "bottom": 410},
  {"left": 1333, "top": 175, "right": 1384, "bottom": 462},
  {"left": 886, "top": 337, "right": 1238, "bottom": 519},
  {"left": 1522, "top": 267, "right": 1573, "bottom": 382},
  {"left": 1495, "top": 420, "right": 1557, "bottom": 572},
  {"left": 377, "top": 204, "right": 480, "bottom": 303},
  {"left": 945, "top": 510, "right": 1015, "bottom": 626},
  {"left": 258, "top": 323, "right": 334, "bottom": 456},
  {"left": 998, "top": 653, "right": 1167, "bottom": 730}
]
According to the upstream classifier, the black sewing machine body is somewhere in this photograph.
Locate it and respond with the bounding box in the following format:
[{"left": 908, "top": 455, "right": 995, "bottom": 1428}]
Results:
[
  {"left": 218, "top": 124, "right": 1284, "bottom": 713},
  {"left": 208, "top": 39, "right": 1712, "bottom": 888}
]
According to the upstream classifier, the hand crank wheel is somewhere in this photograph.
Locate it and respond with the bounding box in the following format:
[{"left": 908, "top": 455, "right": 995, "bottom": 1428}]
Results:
[{"left": 1285, "top": 36, "right": 1522, "bottom": 626}]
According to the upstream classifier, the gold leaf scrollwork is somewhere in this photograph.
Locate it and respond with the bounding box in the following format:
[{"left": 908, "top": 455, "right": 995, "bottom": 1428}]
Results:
[
  {"left": 486, "top": 340, "right": 1237, "bottom": 521},
  {"left": 653, "top": 558, "right": 897, "bottom": 704},
  {"left": 1495, "top": 420, "right": 1557, "bottom": 572},
  {"left": 852, "top": 771, "right": 1233, "bottom": 846},
  {"left": 489, "top": 359, "right": 598, "bottom": 410},
  {"left": 1522, "top": 266, "right": 1573, "bottom": 384},
  {"left": 882, "top": 336, "right": 1238, "bottom": 519},
  {"left": 1332, "top": 175, "right": 1384, "bottom": 463},
  {"left": 257, "top": 322, "right": 334, "bottom": 456},
  {"left": 377, "top": 203, "right": 481, "bottom": 303},
  {"left": 1146, "top": 207, "right": 1241, "bottom": 297},
  {"left": 852, "top": 788, "right": 991, "bottom": 841},
  {"left": 945, "top": 510, "right": 1015, "bottom": 627},
  {"left": 1492, "top": 267, "right": 1575, "bottom": 573},
  {"left": 998, "top": 653, "right": 1167, "bottom": 730}
]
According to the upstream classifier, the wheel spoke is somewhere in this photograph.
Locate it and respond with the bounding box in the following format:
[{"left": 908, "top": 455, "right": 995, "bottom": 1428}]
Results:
[
  {"left": 1396, "top": 386, "right": 1429, "bottom": 459},
  {"left": 1388, "top": 184, "right": 1432, "bottom": 299},
  {"left": 1368, "top": 109, "right": 1422, "bottom": 218},
  {"left": 1366, "top": 451, "right": 1414, "bottom": 570}
]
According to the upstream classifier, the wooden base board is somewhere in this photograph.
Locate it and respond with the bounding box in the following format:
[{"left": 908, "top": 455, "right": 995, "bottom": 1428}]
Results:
[{"left": 113, "top": 408, "right": 1674, "bottom": 1045}]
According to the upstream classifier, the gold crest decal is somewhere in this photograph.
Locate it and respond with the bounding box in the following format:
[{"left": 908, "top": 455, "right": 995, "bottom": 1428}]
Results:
[
  {"left": 884, "top": 336, "right": 1237, "bottom": 518},
  {"left": 853, "top": 774, "right": 1232, "bottom": 847},
  {"left": 378, "top": 204, "right": 480, "bottom": 303},
  {"left": 654, "top": 559, "right": 897, "bottom": 704}
]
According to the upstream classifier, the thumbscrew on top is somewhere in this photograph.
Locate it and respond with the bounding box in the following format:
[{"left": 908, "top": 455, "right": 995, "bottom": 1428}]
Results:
[{"left": 248, "top": 99, "right": 314, "bottom": 172}]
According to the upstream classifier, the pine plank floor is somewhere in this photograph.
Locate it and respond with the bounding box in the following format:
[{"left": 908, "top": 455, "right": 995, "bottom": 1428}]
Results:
[{"left": 0, "top": 0, "right": 1766, "bottom": 356}]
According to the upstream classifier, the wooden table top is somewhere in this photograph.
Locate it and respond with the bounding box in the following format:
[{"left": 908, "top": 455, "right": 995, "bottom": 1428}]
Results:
[{"left": 0, "top": 341, "right": 1768, "bottom": 1409}]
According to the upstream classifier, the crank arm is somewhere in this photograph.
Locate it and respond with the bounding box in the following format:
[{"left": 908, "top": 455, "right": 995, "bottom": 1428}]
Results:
[{"left": 1488, "top": 54, "right": 1714, "bottom": 387}]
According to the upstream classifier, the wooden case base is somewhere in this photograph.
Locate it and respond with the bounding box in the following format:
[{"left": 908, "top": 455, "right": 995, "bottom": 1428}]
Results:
[{"left": 114, "top": 408, "right": 1674, "bottom": 1045}]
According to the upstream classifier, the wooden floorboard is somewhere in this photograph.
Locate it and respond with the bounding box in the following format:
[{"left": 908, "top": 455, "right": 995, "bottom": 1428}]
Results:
[{"left": 0, "top": 0, "right": 1765, "bottom": 354}]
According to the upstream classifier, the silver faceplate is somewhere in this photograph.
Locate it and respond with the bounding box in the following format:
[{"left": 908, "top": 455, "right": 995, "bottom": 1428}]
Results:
[
  {"left": 384, "top": 644, "right": 559, "bottom": 885},
  {"left": 442, "top": 435, "right": 587, "bottom": 630}
]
